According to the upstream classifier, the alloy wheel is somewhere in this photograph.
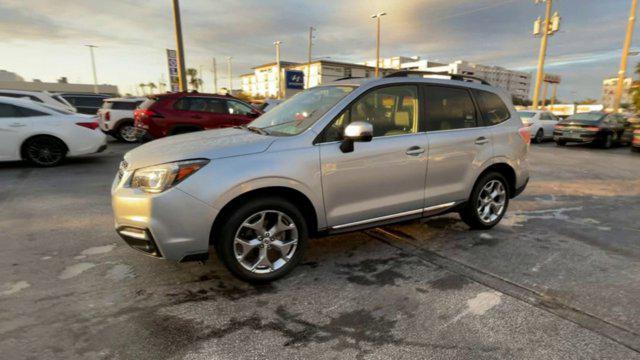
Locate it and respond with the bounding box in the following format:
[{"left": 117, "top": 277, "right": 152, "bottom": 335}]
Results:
[
  {"left": 233, "top": 210, "right": 298, "bottom": 274},
  {"left": 476, "top": 180, "right": 506, "bottom": 224},
  {"left": 119, "top": 125, "right": 139, "bottom": 143},
  {"left": 26, "top": 138, "right": 64, "bottom": 166}
]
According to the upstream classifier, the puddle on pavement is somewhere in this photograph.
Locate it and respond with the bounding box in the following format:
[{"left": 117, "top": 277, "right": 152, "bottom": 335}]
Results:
[{"left": 59, "top": 262, "right": 96, "bottom": 280}]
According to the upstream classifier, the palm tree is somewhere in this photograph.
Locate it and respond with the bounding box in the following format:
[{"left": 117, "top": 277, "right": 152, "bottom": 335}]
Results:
[
  {"left": 147, "top": 82, "right": 157, "bottom": 94},
  {"left": 138, "top": 83, "right": 147, "bottom": 95},
  {"left": 186, "top": 68, "right": 200, "bottom": 91}
]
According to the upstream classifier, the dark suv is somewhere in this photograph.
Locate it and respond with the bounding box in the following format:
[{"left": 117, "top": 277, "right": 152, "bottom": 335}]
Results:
[{"left": 134, "top": 92, "right": 261, "bottom": 139}]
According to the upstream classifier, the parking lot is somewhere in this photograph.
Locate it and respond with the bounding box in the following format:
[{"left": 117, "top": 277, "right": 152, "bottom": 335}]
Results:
[{"left": 1, "top": 140, "right": 639, "bottom": 359}]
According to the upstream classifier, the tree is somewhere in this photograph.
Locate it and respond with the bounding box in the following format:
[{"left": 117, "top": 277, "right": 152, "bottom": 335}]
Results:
[
  {"left": 147, "top": 82, "right": 157, "bottom": 94},
  {"left": 630, "top": 62, "right": 640, "bottom": 111},
  {"left": 576, "top": 98, "right": 598, "bottom": 105},
  {"left": 186, "top": 68, "right": 202, "bottom": 91},
  {"left": 138, "top": 83, "right": 147, "bottom": 95}
]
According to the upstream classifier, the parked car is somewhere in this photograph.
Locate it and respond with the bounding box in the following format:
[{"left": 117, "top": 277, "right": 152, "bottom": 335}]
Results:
[
  {"left": 252, "top": 99, "right": 283, "bottom": 112},
  {"left": 0, "top": 89, "right": 76, "bottom": 112},
  {"left": 554, "top": 112, "right": 628, "bottom": 148},
  {"left": 517, "top": 110, "right": 559, "bottom": 143},
  {"left": 0, "top": 97, "right": 107, "bottom": 166},
  {"left": 97, "top": 97, "right": 145, "bottom": 143},
  {"left": 631, "top": 129, "right": 640, "bottom": 152},
  {"left": 112, "top": 74, "right": 530, "bottom": 282},
  {"left": 133, "top": 92, "right": 262, "bottom": 140},
  {"left": 58, "top": 93, "right": 112, "bottom": 115},
  {"left": 621, "top": 114, "right": 640, "bottom": 146}
]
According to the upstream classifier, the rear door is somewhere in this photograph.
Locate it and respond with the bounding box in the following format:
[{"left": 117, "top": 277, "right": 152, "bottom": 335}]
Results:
[{"left": 423, "top": 85, "right": 493, "bottom": 208}]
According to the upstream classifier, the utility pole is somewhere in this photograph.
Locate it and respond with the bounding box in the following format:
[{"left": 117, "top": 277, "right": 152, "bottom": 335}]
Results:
[
  {"left": 614, "top": 0, "right": 638, "bottom": 112},
  {"left": 371, "top": 12, "right": 387, "bottom": 78},
  {"left": 212, "top": 58, "right": 218, "bottom": 94},
  {"left": 306, "top": 27, "right": 315, "bottom": 89},
  {"left": 551, "top": 83, "right": 558, "bottom": 107},
  {"left": 532, "top": 0, "right": 560, "bottom": 109},
  {"left": 274, "top": 40, "right": 282, "bottom": 99},
  {"left": 226, "top": 56, "right": 232, "bottom": 92},
  {"left": 85, "top": 45, "right": 99, "bottom": 94},
  {"left": 172, "top": 0, "right": 187, "bottom": 91},
  {"left": 541, "top": 81, "right": 549, "bottom": 109}
]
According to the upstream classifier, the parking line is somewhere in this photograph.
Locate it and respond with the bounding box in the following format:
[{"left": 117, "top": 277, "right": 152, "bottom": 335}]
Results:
[{"left": 365, "top": 227, "right": 640, "bottom": 354}]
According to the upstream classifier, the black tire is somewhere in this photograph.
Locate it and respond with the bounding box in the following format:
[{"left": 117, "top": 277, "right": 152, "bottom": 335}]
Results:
[
  {"left": 22, "top": 136, "right": 67, "bottom": 167},
  {"left": 602, "top": 134, "right": 613, "bottom": 149},
  {"left": 460, "top": 172, "right": 510, "bottom": 230},
  {"left": 115, "top": 121, "right": 139, "bottom": 143},
  {"left": 214, "top": 197, "right": 309, "bottom": 283},
  {"left": 555, "top": 140, "right": 566, "bottom": 146},
  {"left": 534, "top": 129, "right": 544, "bottom": 143}
]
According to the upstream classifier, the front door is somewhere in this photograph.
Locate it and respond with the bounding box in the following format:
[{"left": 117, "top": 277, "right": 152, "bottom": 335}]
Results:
[
  {"left": 0, "top": 103, "right": 32, "bottom": 160},
  {"left": 423, "top": 85, "right": 494, "bottom": 208},
  {"left": 319, "top": 85, "right": 428, "bottom": 228}
]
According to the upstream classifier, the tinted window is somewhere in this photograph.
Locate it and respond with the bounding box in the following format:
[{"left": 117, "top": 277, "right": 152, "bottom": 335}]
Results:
[
  {"left": 473, "top": 89, "right": 510, "bottom": 125},
  {"left": 0, "top": 104, "right": 20, "bottom": 117},
  {"left": 227, "top": 100, "right": 254, "bottom": 115},
  {"left": 111, "top": 102, "right": 139, "bottom": 110},
  {"left": 425, "top": 86, "right": 477, "bottom": 131},
  {"left": 324, "top": 85, "right": 419, "bottom": 141},
  {"left": 174, "top": 97, "right": 226, "bottom": 113},
  {"left": 19, "top": 107, "right": 48, "bottom": 117},
  {"left": 65, "top": 96, "right": 105, "bottom": 108}
]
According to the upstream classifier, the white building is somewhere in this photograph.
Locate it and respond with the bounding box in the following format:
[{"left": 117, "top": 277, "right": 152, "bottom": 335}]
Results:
[{"left": 602, "top": 77, "right": 632, "bottom": 110}]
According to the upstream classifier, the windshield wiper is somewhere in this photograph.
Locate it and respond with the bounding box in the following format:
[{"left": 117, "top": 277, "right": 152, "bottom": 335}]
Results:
[{"left": 235, "top": 125, "right": 269, "bottom": 135}]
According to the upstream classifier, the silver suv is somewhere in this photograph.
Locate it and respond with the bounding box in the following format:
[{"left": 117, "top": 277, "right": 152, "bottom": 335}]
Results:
[{"left": 112, "top": 73, "right": 530, "bottom": 282}]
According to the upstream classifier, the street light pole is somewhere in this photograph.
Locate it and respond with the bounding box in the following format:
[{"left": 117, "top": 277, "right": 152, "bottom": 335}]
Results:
[
  {"left": 274, "top": 40, "right": 282, "bottom": 99},
  {"left": 307, "top": 27, "right": 315, "bottom": 89},
  {"left": 371, "top": 12, "right": 386, "bottom": 78},
  {"left": 212, "top": 58, "right": 218, "bottom": 94},
  {"left": 532, "top": 0, "right": 555, "bottom": 110},
  {"left": 613, "top": 0, "right": 638, "bottom": 112},
  {"left": 227, "top": 56, "right": 232, "bottom": 92},
  {"left": 171, "top": 0, "right": 188, "bottom": 92},
  {"left": 85, "top": 45, "right": 99, "bottom": 94}
]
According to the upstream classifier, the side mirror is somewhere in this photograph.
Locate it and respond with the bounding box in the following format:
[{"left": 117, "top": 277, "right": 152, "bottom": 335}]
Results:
[{"left": 340, "top": 121, "right": 373, "bottom": 153}]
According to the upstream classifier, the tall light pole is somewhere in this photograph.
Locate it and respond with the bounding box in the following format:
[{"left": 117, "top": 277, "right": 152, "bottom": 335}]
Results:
[
  {"left": 274, "top": 40, "right": 282, "bottom": 99},
  {"left": 212, "top": 58, "right": 218, "bottom": 94},
  {"left": 532, "top": 0, "right": 560, "bottom": 109},
  {"left": 85, "top": 45, "right": 99, "bottom": 94},
  {"left": 172, "top": 0, "right": 187, "bottom": 91},
  {"left": 226, "top": 56, "right": 233, "bottom": 92},
  {"left": 307, "top": 27, "right": 315, "bottom": 89},
  {"left": 613, "top": 0, "right": 638, "bottom": 112},
  {"left": 371, "top": 12, "right": 386, "bottom": 78}
]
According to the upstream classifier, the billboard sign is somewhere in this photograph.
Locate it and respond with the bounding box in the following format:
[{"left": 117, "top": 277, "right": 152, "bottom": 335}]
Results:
[
  {"left": 285, "top": 70, "right": 304, "bottom": 90},
  {"left": 166, "top": 49, "right": 180, "bottom": 92}
]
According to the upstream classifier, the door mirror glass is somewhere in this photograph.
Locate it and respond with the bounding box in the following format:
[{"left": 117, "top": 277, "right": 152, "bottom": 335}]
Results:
[{"left": 340, "top": 121, "right": 373, "bottom": 153}]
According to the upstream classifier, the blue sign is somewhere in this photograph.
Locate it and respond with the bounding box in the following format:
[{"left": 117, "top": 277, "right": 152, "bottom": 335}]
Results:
[{"left": 285, "top": 70, "right": 304, "bottom": 89}]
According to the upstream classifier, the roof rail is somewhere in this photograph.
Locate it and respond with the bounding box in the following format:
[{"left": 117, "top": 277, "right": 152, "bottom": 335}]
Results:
[{"left": 384, "top": 70, "right": 491, "bottom": 86}]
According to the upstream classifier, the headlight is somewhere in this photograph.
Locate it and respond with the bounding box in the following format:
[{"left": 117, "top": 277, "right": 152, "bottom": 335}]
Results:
[{"left": 130, "top": 159, "right": 209, "bottom": 193}]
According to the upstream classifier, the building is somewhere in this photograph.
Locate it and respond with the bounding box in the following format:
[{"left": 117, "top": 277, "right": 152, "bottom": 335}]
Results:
[
  {"left": 363, "top": 56, "right": 423, "bottom": 69},
  {"left": 0, "top": 70, "right": 24, "bottom": 82},
  {"left": 240, "top": 60, "right": 394, "bottom": 98},
  {"left": 409, "top": 60, "right": 532, "bottom": 100},
  {"left": 602, "top": 77, "right": 632, "bottom": 110},
  {"left": 0, "top": 79, "right": 118, "bottom": 95}
]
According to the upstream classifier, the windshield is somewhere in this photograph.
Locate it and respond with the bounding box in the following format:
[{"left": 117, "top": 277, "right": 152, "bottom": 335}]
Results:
[
  {"left": 518, "top": 111, "right": 535, "bottom": 120},
  {"left": 564, "top": 113, "right": 606, "bottom": 123},
  {"left": 249, "top": 85, "right": 355, "bottom": 135}
]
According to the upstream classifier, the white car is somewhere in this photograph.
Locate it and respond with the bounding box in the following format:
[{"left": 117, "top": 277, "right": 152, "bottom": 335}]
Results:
[
  {"left": 0, "top": 97, "right": 107, "bottom": 166},
  {"left": 0, "top": 89, "right": 76, "bottom": 113},
  {"left": 517, "top": 110, "right": 559, "bottom": 143},
  {"left": 97, "top": 97, "right": 145, "bottom": 143}
]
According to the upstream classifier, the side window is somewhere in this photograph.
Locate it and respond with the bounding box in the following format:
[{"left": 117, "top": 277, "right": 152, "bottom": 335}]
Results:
[
  {"left": 18, "top": 107, "right": 47, "bottom": 117},
  {"left": 227, "top": 100, "right": 254, "bottom": 115},
  {"left": 324, "top": 85, "right": 419, "bottom": 141},
  {"left": 0, "top": 104, "right": 20, "bottom": 117},
  {"left": 473, "top": 89, "right": 510, "bottom": 126},
  {"left": 424, "top": 86, "right": 477, "bottom": 131},
  {"left": 174, "top": 97, "right": 224, "bottom": 113},
  {"left": 540, "top": 113, "right": 550, "bottom": 120}
]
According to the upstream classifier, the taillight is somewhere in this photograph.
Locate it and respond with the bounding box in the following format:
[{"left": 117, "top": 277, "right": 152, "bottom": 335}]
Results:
[
  {"left": 519, "top": 127, "right": 531, "bottom": 145},
  {"left": 105, "top": 111, "right": 110, "bottom": 121},
  {"left": 584, "top": 126, "right": 600, "bottom": 132},
  {"left": 76, "top": 122, "right": 99, "bottom": 130}
]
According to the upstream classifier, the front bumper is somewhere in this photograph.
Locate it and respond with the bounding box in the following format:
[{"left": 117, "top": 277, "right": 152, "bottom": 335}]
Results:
[{"left": 111, "top": 174, "right": 218, "bottom": 262}]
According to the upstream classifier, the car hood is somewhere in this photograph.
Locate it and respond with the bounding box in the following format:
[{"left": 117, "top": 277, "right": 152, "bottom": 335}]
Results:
[{"left": 124, "top": 127, "right": 276, "bottom": 169}]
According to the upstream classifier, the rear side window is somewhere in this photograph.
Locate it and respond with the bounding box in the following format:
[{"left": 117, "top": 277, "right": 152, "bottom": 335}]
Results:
[
  {"left": 67, "top": 96, "right": 104, "bottom": 108},
  {"left": 110, "top": 102, "right": 139, "bottom": 110},
  {"left": 174, "top": 97, "right": 226, "bottom": 114},
  {"left": 18, "top": 107, "right": 48, "bottom": 117},
  {"left": 473, "top": 89, "right": 510, "bottom": 125},
  {"left": 424, "top": 85, "right": 477, "bottom": 131},
  {"left": 0, "top": 104, "right": 20, "bottom": 117}
]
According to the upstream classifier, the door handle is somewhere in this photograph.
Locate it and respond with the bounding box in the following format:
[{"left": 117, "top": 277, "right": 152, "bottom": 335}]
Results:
[
  {"left": 475, "top": 137, "right": 490, "bottom": 145},
  {"left": 405, "top": 146, "right": 425, "bottom": 156},
  {"left": 9, "top": 123, "right": 26, "bottom": 127}
]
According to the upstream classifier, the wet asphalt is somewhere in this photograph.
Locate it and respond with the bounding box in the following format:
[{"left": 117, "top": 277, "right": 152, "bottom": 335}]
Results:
[{"left": 1, "top": 139, "right": 639, "bottom": 359}]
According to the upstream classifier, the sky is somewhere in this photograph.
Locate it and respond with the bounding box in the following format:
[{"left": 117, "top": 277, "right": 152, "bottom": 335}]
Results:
[{"left": 0, "top": 0, "right": 638, "bottom": 101}]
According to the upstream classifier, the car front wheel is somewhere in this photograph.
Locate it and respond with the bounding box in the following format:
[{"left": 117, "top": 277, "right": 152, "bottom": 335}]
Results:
[
  {"left": 23, "top": 136, "right": 67, "bottom": 167},
  {"left": 215, "top": 197, "right": 308, "bottom": 283},
  {"left": 460, "top": 172, "right": 509, "bottom": 230},
  {"left": 534, "top": 129, "right": 544, "bottom": 143}
]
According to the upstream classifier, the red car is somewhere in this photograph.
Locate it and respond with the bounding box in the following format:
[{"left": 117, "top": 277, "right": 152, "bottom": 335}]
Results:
[{"left": 134, "top": 92, "right": 261, "bottom": 139}]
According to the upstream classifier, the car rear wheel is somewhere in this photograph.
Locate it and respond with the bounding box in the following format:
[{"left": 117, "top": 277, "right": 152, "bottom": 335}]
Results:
[
  {"left": 460, "top": 172, "right": 509, "bottom": 230},
  {"left": 116, "top": 121, "right": 139, "bottom": 143},
  {"left": 602, "top": 134, "right": 613, "bottom": 149},
  {"left": 215, "top": 197, "right": 308, "bottom": 283},
  {"left": 23, "top": 136, "right": 67, "bottom": 167},
  {"left": 534, "top": 129, "right": 544, "bottom": 143}
]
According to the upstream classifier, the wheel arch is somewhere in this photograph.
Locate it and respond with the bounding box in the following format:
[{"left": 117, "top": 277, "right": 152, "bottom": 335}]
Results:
[
  {"left": 472, "top": 162, "right": 517, "bottom": 199},
  {"left": 210, "top": 186, "right": 320, "bottom": 246}
]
